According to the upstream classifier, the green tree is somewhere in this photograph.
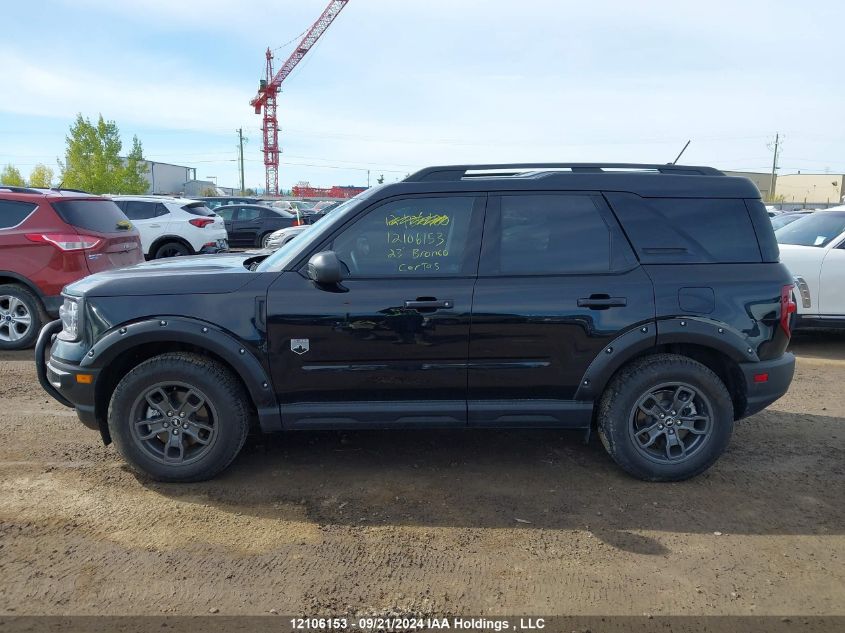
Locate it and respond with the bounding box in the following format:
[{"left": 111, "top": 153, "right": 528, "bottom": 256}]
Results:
[
  {"left": 201, "top": 186, "right": 218, "bottom": 196},
  {"left": 121, "top": 136, "right": 149, "bottom": 194},
  {"left": 1, "top": 164, "right": 25, "bottom": 186},
  {"left": 29, "top": 163, "right": 54, "bottom": 188},
  {"left": 59, "top": 114, "right": 148, "bottom": 194},
  {"left": 244, "top": 187, "right": 256, "bottom": 196},
  {"left": 377, "top": 173, "right": 384, "bottom": 184}
]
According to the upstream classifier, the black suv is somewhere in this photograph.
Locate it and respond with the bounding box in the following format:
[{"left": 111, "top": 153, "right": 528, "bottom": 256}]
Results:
[{"left": 37, "top": 164, "right": 796, "bottom": 483}]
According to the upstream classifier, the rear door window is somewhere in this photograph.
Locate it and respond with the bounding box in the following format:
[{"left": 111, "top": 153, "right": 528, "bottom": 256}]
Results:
[
  {"left": 51, "top": 199, "right": 133, "bottom": 234},
  {"left": 0, "top": 200, "right": 38, "bottom": 228},
  {"left": 482, "top": 194, "right": 614, "bottom": 275},
  {"left": 123, "top": 201, "right": 158, "bottom": 220},
  {"left": 236, "top": 207, "right": 261, "bottom": 222},
  {"left": 215, "top": 206, "right": 236, "bottom": 221}
]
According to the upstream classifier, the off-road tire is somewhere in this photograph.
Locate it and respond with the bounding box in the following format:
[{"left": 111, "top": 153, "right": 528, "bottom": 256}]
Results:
[
  {"left": 0, "top": 284, "right": 48, "bottom": 350},
  {"left": 597, "top": 353, "right": 734, "bottom": 481},
  {"left": 108, "top": 352, "right": 250, "bottom": 482}
]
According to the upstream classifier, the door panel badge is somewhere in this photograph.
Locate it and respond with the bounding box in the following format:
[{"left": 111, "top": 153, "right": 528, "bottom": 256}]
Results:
[{"left": 291, "top": 338, "right": 310, "bottom": 355}]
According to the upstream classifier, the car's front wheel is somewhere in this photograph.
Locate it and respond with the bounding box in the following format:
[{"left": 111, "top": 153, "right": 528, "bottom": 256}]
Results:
[
  {"left": 108, "top": 352, "right": 250, "bottom": 482},
  {"left": 258, "top": 232, "right": 274, "bottom": 249},
  {"left": 597, "top": 353, "right": 734, "bottom": 481}
]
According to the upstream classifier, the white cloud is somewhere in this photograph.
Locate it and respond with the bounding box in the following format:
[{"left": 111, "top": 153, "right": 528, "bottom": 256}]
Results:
[
  {"left": 0, "top": 49, "right": 249, "bottom": 132},
  {"left": 3, "top": 0, "right": 845, "bottom": 190}
]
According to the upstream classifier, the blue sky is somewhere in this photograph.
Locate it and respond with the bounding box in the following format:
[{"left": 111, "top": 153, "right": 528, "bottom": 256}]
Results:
[{"left": 1, "top": 0, "right": 844, "bottom": 192}]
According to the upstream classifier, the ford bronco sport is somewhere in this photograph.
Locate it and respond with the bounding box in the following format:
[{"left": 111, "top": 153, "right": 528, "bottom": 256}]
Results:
[{"left": 36, "top": 164, "right": 796, "bottom": 482}]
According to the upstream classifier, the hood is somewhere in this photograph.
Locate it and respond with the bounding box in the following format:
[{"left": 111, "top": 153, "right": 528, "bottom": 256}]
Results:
[{"left": 66, "top": 253, "right": 265, "bottom": 297}]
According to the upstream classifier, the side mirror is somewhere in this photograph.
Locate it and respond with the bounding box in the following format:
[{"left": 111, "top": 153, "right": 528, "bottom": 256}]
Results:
[{"left": 307, "top": 251, "right": 343, "bottom": 284}]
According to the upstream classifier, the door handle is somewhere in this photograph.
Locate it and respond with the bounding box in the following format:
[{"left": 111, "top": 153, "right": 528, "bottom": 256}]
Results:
[
  {"left": 404, "top": 299, "right": 453, "bottom": 310},
  {"left": 577, "top": 296, "right": 627, "bottom": 309}
]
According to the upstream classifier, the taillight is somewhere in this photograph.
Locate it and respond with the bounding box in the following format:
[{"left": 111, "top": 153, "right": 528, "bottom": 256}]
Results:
[
  {"left": 189, "top": 218, "right": 214, "bottom": 228},
  {"left": 780, "top": 284, "right": 797, "bottom": 336},
  {"left": 25, "top": 233, "right": 102, "bottom": 251},
  {"left": 292, "top": 219, "right": 303, "bottom": 227}
]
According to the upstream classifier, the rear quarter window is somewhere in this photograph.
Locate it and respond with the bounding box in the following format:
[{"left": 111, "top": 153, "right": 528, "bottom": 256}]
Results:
[
  {"left": 182, "top": 203, "right": 215, "bottom": 217},
  {"left": 604, "top": 193, "right": 761, "bottom": 263},
  {"left": 51, "top": 199, "right": 133, "bottom": 234},
  {"left": 0, "top": 199, "right": 38, "bottom": 228}
]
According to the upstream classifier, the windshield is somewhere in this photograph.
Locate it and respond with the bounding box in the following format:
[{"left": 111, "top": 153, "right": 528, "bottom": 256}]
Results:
[
  {"left": 775, "top": 212, "right": 845, "bottom": 247},
  {"left": 256, "top": 188, "right": 383, "bottom": 272},
  {"left": 770, "top": 213, "right": 806, "bottom": 231}
]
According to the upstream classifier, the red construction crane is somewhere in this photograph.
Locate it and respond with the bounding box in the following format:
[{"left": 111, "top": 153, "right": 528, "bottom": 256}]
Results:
[{"left": 250, "top": 0, "right": 350, "bottom": 196}]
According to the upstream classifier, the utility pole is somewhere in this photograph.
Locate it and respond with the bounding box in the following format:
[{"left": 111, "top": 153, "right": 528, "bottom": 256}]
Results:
[
  {"left": 237, "top": 128, "right": 246, "bottom": 194},
  {"left": 769, "top": 133, "right": 780, "bottom": 202}
]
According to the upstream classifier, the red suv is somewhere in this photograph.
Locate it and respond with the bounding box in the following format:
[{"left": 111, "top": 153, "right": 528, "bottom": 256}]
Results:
[{"left": 0, "top": 186, "right": 143, "bottom": 349}]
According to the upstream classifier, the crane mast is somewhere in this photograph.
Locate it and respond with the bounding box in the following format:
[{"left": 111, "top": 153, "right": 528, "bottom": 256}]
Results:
[{"left": 250, "top": 0, "right": 350, "bottom": 196}]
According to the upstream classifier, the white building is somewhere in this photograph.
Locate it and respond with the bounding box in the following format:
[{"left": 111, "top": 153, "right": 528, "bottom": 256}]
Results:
[{"left": 138, "top": 161, "right": 196, "bottom": 195}]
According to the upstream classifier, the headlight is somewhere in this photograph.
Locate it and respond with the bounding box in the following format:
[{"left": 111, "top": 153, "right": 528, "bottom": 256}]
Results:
[{"left": 58, "top": 297, "right": 81, "bottom": 340}]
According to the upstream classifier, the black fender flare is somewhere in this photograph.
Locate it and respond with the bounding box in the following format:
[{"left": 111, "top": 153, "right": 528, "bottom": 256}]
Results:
[
  {"left": 574, "top": 322, "right": 656, "bottom": 401},
  {"left": 80, "top": 317, "right": 281, "bottom": 432},
  {"left": 574, "top": 317, "right": 757, "bottom": 401},
  {"left": 654, "top": 316, "right": 758, "bottom": 363}
]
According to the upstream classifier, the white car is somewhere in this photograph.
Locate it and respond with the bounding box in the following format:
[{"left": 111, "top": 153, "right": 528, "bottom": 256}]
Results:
[
  {"left": 264, "top": 225, "right": 310, "bottom": 250},
  {"left": 776, "top": 207, "right": 845, "bottom": 329},
  {"left": 112, "top": 196, "right": 228, "bottom": 258}
]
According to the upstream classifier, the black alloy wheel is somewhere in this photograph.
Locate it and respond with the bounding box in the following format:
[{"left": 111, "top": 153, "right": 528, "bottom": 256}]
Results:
[{"left": 129, "top": 382, "right": 219, "bottom": 465}]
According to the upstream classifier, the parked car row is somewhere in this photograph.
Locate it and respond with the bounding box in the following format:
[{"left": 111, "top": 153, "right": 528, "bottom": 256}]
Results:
[{"left": 0, "top": 185, "right": 349, "bottom": 349}]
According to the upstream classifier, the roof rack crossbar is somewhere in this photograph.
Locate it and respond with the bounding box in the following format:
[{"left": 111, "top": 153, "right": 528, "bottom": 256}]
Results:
[{"left": 404, "top": 163, "right": 724, "bottom": 182}]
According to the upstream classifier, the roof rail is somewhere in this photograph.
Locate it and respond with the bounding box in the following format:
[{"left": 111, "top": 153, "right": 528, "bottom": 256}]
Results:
[
  {"left": 0, "top": 185, "right": 43, "bottom": 194},
  {"left": 48, "top": 187, "right": 91, "bottom": 194},
  {"left": 404, "top": 163, "right": 725, "bottom": 182}
]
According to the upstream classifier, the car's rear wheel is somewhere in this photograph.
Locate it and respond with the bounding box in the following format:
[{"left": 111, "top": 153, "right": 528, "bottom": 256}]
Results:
[
  {"left": 0, "top": 284, "right": 47, "bottom": 350},
  {"left": 155, "top": 241, "right": 190, "bottom": 258},
  {"left": 597, "top": 353, "right": 734, "bottom": 481},
  {"left": 108, "top": 352, "right": 250, "bottom": 482}
]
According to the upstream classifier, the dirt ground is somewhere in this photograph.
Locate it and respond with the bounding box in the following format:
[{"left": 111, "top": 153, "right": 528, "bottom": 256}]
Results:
[{"left": 0, "top": 333, "right": 843, "bottom": 618}]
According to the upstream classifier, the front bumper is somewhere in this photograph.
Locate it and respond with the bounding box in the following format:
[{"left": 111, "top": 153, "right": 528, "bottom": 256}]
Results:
[
  {"left": 36, "top": 320, "right": 99, "bottom": 430},
  {"left": 739, "top": 352, "right": 795, "bottom": 418}
]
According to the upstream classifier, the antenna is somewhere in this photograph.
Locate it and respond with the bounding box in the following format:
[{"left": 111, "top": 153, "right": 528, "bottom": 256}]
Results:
[{"left": 672, "top": 140, "right": 691, "bottom": 165}]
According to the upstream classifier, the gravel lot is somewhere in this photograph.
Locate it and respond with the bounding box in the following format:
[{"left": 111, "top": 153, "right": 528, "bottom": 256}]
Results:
[{"left": 0, "top": 333, "right": 843, "bottom": 617}]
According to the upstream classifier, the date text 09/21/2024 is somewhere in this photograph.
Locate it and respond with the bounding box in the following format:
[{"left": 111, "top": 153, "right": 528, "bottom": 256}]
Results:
[{"left": 289, "top": 616, "right": 546, "bottom": 631}]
